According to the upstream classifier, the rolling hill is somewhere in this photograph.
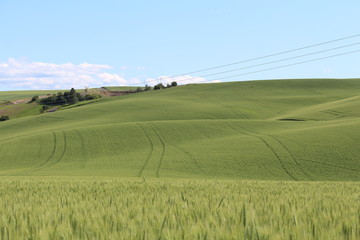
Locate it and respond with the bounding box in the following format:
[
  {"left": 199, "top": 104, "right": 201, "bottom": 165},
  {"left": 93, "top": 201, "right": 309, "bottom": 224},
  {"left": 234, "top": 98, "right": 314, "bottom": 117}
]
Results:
[{"left": 1, "top": 78, "right": 360, "bottom": 180}]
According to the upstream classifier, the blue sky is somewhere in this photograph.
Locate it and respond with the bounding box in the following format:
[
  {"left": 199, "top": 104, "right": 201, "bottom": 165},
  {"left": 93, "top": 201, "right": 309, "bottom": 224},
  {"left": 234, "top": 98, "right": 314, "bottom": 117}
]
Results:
[{"left": 1, "top": 0, "right": 360, "bottom": 90}]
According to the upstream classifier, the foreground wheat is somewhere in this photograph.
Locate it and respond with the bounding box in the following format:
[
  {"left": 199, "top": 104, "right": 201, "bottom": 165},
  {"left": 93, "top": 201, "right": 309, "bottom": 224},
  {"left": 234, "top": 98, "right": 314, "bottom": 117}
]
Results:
[{"left": 0, "top": 178, "right": 358, "bottom": 239}]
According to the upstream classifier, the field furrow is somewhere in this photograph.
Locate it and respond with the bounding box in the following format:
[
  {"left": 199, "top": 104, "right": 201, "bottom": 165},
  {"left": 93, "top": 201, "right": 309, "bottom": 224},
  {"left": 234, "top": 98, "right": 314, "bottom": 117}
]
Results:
[
  {"left": 73, "top": 129, "right": 87, "bottom": 168},
  {"left": 257, "top": 137, "right": 298, "bottom": 181},
  {"left": 174, "top": 144, "right": 203, "bottom": 173},
  {"left": 37, "top": 132, "right": 57, "bottom": 168},
  {"left": 234, "top": 125, "right": 298, "bottom": 180},
  {"left": 267, "top": 135, "right": 313, "bottom": 180},
  {"left": 53, "top": 131, "right": 67, "bottom": 166},
  {"left": 147, "top": 123, "right": 166, "bottom": 178},
  {"left": 223, "top": 122, "right": 284, "bottom": 179},
  {"left": 137, "top": 123, "right": 155, "bottom": 178}
]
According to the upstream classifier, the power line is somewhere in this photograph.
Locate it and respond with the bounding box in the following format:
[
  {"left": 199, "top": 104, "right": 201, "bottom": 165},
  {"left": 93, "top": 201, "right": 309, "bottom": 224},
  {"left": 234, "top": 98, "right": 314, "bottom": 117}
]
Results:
[
  {"left": 201, "top": 49, "right": 360, "bottom": 82},
  {"left": 128, "top": 34, "right": 360, "bottom": 87},
  {"left": 171, "top": 41, "right": 360, "bottom": 83},
  {"left": 155, "top": 33, "right": 360, "bottom": 82},
  {"left": 139, "top": 41, "right": 360, "bottom": 86}
]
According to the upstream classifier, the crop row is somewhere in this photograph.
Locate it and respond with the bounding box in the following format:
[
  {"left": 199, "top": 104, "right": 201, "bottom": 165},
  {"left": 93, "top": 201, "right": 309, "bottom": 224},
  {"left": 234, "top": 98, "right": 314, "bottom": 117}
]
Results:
[{"left": 0, "top": 178, "right": 358, "bottom": 239}]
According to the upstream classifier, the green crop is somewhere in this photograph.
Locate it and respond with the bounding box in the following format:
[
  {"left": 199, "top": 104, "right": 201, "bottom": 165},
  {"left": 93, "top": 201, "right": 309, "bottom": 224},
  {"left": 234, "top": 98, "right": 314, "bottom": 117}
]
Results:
[
  {"left": 1, "top": 79, "right": 360, "bottom": 239},
  {"left": 1, "top": 79, "right": 360, "bottom": 180},
  {"left": 0, "top": 178, "right": 358, "bottom": 240}
]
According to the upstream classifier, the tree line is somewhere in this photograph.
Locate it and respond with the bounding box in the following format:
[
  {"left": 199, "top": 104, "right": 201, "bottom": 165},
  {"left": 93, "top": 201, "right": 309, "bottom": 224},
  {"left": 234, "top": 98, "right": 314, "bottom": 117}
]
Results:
[
  {"left": 0, "top": 115, "right": 9, "bottom": 122},
  {"left": 2, "top": 82, "right": 179, "bottom": 121},
  {"left": 34, "top": 88, "right": 101, "bottom": 106},
  {"left": 153, "top": 81, "right": 178, "bottom": 90}
]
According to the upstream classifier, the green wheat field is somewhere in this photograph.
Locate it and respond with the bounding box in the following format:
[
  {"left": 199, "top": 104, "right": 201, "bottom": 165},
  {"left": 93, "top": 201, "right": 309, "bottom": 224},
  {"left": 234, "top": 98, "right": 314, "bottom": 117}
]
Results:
[{"left": 1, "top": 78, "right": 360, "bottom": 239}]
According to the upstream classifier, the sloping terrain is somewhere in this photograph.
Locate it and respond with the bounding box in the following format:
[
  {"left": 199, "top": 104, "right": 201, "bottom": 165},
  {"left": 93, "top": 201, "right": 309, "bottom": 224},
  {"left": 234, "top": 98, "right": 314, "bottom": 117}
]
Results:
[
  {"left": 0, "top": 90, "right": 66, "bottom": 101},
  {"left": 1, "top": 78, "right": 360, "bottom": 180}
]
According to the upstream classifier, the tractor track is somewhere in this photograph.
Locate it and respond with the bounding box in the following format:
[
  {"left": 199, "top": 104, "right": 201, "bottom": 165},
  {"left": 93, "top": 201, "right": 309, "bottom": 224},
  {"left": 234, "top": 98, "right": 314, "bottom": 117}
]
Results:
[
  {"left": 255, "top": 136, "right": 298, "bottom": 181},
  {"left": 175, "top": 145, "right": 203, "bottom": 173},
  {"left": 52, "top": 131, "right": 67, "bottom": 166},
  {"left": 36, "top": 131, "right": 67, "bottom": 171},
  {"left": 137, "top": 123, "right": 154, "bottom": 178},
  {"left": 225, "top": 122, "right": 278, "bottom": 178},
  {"left": 147, "top": 123, "right": 166, "bottom": 178},
  {"left": 16, "top": 131, "right": 67, "bottom": 175},
  {"left": 268, "top": 135, "right": 313, "bottom": 180},
  {"left": 37, "top": 132, "right": 57, "bottom": 168},
  {"left": 231, "top": 122, "right": 298, "bottom": 181},
  {"left": 73, "top": 129, "right": 87, "bottom": 167},
  {"left": 13, "top": 132, "right": 57, "bottom": 175}
]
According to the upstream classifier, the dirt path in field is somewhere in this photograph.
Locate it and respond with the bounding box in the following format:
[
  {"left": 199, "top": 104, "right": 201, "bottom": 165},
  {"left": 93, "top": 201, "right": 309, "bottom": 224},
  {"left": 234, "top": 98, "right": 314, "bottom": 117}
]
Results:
[
  {"left": 5, "top": 95, "right": 51, "bottom": 106},
  {"left": 10, "top": 98, "right": 31, "bottom": 105}
]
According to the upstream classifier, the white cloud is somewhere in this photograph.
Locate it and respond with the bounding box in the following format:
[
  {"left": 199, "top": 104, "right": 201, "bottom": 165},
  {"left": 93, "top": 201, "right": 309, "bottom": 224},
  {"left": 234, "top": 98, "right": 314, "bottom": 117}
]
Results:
[
  {"left": 98, "top": 73, "right": 127, "bottom": 85},
  {"left": 0, "top": 58, "right": 127, "bottom": 90},
  {"left": 144, "top": 75, "right": 208, "bottom": 86},
  {"left": 0, "top": 58, "right": 212, "bottom": 90}
]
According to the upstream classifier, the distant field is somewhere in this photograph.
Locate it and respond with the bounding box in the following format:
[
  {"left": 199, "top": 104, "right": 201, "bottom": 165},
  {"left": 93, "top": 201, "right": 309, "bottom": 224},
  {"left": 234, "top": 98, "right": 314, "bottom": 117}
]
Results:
[
  {"left": 0, "top": 88, "right": 89, "bottom": 119},
  {"left": 0, "top": 90, "right": 62, "bottom": 101},
  {"left": 103, "top": 86, "right": 142, "bottom": 91},
  {"left": 0, "top": 102, "right": 42, "bottom": 119},
  {"left": 0, "top": 178, "right": 358, "bottom": 240},
  {"left": 0, "top": 78, "right": 360, "bottom": 180},
  {"left": 0, "top": 89, "right": 85, "bottom": 101}
]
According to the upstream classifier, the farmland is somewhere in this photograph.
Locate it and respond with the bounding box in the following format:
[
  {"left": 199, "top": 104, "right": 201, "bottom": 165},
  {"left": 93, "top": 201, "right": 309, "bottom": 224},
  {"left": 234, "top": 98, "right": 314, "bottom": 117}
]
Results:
[
  {"left": 0, "top": 89, "right": 69, "bottom": 101},
  {"left": 1, "top": 78, "right": 360, "bottom": 239},
  {"left": 0, "top": 178, "right": 359, "bottom": 240},
  {"left": 0, "top": 78, "right": 360, "bottom": 180}
]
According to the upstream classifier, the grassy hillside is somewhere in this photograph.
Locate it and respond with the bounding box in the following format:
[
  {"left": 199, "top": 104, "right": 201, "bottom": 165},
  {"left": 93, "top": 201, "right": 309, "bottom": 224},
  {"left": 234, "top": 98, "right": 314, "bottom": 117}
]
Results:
[
  {"left": 1, "top": 78, "right": 360, "bottom": 180},
  {"left": 0, "top": 88, "right": 93, "bottom": 119},
  {"left": 0, "top": 90, "right": 66, "bottom": 101},
  {"left": 0, "top": 102, "right": 42, "bottom": 119}
]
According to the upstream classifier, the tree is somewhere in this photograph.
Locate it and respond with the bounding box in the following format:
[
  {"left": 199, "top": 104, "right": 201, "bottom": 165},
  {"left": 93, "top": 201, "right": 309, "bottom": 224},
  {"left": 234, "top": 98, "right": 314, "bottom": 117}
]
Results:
[
  {"left": 40, "top": 105, "right": 50, "bottom": 113},
  {"left": 40, "top": 94, "right": 56, "bottom": 105},
  {"left": 0, "top": 115, "right": 9, "bottom": 121},
  {"left": 68, "top": 88, "right": 78, "bottom": 104},
  {"left": 70, "top": 95, "right": 79, "bottom": 104},
  {"left": 85, "top": 94, "right": 101, "bottom": 100},
  {"left": 166, "top": 83, "right": 171, "bottom": 88},
  {"left": 144, "top": 85, "right": 152, "bottom": 91},
  {"left": 171, "top": 81, "right": 178, "bottom": 87},
  {"left": 55, "top": 95, "right": 67, "bottom": 105},
  {"left": 76, "top": 92, "right": 84, "bottom": 101},
  {"left": 39, "top": 88, "right": 101, "bottom": 106},
  {"left": 154, "top": 83, "right": 165, "bottom": 90},
  {"left": 63, "top": 91, "right": 70, "bottom": 101},
  {"left": 30, "top": 95, "right": 39, "bottom": 102}
]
